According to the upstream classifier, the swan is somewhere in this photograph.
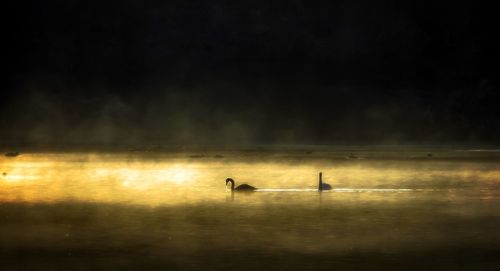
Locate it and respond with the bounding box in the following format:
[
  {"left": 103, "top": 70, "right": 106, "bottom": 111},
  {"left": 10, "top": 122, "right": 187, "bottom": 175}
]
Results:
[
  {"left": 318, "top": 172, "right": 332, "bottom": 190},
  {"left": 226, "top": 178, "right": 257, "bottom": 192},
  {"left": 4, "top": 152, "right": 19, "bottom": 157}
]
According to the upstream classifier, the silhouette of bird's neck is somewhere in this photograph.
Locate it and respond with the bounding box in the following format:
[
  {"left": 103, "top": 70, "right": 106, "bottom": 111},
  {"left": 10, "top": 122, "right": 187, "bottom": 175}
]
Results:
[
  {"left": 226, "top": 178, "right": 235, "bottom": 191},
  {"left": 319, "top": 172, "right": 323, "bottom": 191}
]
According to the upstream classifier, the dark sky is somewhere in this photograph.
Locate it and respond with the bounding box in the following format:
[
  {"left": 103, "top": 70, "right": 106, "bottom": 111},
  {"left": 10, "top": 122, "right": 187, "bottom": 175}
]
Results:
[{"left": 2, "top": 0, "right": 499, "bottom": 146}]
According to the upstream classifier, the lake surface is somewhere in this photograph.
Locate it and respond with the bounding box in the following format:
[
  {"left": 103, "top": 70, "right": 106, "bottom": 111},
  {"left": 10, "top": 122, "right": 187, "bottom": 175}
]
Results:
[{"left": 1, "top": 147, "right": 500, "bottom": 270}]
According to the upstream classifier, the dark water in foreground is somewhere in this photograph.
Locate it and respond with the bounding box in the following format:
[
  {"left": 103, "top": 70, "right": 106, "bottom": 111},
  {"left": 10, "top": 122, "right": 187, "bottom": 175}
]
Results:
[{"left": 1, "top": 148, "right": 500, "bottom": 270}]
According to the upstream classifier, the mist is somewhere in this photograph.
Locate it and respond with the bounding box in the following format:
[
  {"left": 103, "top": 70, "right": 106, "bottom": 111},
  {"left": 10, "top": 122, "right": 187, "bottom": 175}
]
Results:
[
  {"left": 1, "top": 79, "right": 499, "bottom": 148},
  {"left": 3, "top": 2, "right": 500, "bottom": 271},
  {"left": 2, "top": 0, "right": 499, "bottom": 148}
]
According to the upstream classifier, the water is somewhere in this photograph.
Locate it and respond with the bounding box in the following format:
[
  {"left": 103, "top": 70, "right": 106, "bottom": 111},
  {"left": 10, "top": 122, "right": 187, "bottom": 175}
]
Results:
[{"left": 1, "top": 148, "right": 500, "bottom": 270}]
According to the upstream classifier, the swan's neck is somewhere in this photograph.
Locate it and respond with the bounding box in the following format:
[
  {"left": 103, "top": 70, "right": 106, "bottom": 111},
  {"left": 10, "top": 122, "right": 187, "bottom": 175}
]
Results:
[
  {"left": 227, "top": 179, "right": 235, "bottom": 191},
  {"left": 319, "top": 172, "right": 323, "bottom": 191}
]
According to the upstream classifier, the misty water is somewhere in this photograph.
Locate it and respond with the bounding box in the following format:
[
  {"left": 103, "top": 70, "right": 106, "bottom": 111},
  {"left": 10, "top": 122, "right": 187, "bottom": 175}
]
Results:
[{"left": 1, "top": 147, "right": 500, "bottom": 270}]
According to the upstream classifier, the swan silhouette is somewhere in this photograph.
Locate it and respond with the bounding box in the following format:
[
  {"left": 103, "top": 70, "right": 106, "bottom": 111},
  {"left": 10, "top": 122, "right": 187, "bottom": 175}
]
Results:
[
  {"left": 318, "top": 172, "right": 332, "bottom": 191},
  {"left": 226, "top": 178, "right": 257, "bottom": 192}
]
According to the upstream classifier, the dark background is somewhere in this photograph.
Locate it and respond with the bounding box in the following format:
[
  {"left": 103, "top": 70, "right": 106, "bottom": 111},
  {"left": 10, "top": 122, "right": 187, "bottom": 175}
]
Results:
[{"left": 2, "top": 0, "right": 499, "bottom": 146}]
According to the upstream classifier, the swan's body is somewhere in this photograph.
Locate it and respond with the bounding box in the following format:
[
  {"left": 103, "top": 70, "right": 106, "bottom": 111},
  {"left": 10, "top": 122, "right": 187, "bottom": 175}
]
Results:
[
  {"left": 226, "top": 178, "right": 256, "bottom": 192},
  {"left": 4, "top": 152, "right": 19, "bottom": 157},
  {"left": 320, "top": 183, "right": 332, "bottom": 190},
  {"left": 318, "top": 172, "right": 332, "bottom": 191}
]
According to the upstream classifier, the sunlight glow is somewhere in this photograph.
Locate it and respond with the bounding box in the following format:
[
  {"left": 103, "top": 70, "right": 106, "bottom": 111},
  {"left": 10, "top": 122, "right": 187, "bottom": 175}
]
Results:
[
  {"left": 93, "top": 165, "right": 198, "bottom": 190},
  {"left": 2, "top": 175, "right": 40, "bottom": 182},
  {"left": 1, "top": 152, "right": 500, "bottom": 205}
]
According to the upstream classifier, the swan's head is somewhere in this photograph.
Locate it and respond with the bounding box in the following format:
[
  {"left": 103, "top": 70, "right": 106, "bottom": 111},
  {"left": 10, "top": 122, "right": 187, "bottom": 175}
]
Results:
[{"left": 226, "top": 178, "right": 235, "bottom": 190}]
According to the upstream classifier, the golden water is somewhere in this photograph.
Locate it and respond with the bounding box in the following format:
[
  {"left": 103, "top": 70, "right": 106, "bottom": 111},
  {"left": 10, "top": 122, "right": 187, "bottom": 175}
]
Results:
[
  {"left": 2, "top": 152, "right": 499, "bottom": 205},
  {"left": 1, "top": 150, "right": 500, "bottom": 270}
]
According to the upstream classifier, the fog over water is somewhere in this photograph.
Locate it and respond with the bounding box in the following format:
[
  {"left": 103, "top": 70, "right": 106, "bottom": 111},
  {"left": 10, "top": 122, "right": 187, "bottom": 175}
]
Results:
[
  {"left": 2, "top": 2, "right": 500, "bottom": 269},
  {"left": 1, "top": 148, "right": 500, "bottom": 270},
  {"left": 1, "top": 148, "right": 500, "bottom": 205}
]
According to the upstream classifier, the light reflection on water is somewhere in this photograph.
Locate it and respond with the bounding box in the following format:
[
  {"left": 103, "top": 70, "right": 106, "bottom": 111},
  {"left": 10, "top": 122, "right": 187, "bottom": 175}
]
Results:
[
  {"left": 1, "top": 152, "right": 500, "bottom": 205},
  {"left": 1, "top": 151, "right": 500, "bottom": 269}
]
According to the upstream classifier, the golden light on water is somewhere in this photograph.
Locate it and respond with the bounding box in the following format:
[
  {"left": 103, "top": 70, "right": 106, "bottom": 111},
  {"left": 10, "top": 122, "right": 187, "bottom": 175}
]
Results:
[
  {"left": 96, "top": 165, "right": 199, "bottom": 189},
  {"left": 2, "top": 151, "right": 500, "bottom": 270},
  {"left": 1, "top": 152, "right": 500, "bottom": 205}
]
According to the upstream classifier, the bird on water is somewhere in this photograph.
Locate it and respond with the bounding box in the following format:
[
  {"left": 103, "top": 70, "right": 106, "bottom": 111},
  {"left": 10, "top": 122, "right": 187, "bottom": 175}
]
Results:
[
  {"left": 318, "top": 172, "right": 332, "bottom": 191},
  {"left": 226, "top": 178, "right": 257, "bottom": 192}
]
